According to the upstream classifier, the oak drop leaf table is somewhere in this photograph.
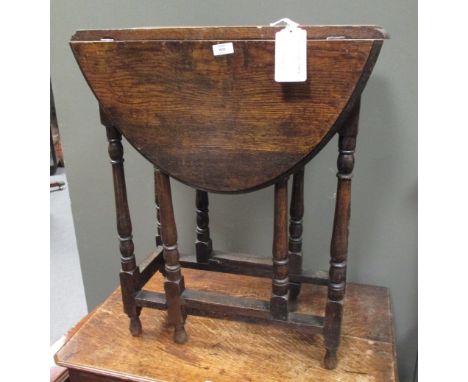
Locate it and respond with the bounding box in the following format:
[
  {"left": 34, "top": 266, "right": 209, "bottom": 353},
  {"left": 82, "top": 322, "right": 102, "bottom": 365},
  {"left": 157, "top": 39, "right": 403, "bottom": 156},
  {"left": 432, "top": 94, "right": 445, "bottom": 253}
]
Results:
[{"left": 69, "top": 25, "right": 388, "bottom": 370}]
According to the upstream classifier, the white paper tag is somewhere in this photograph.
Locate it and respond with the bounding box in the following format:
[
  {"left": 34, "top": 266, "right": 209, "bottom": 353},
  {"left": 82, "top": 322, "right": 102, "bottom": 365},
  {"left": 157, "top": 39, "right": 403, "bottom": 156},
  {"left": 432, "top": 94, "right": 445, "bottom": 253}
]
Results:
[
  {"left": 273, "top": 26, "right": 307, "bottom": 82},
  {"left": 212, "top": 42, "right": 234, "bottom": 56}
]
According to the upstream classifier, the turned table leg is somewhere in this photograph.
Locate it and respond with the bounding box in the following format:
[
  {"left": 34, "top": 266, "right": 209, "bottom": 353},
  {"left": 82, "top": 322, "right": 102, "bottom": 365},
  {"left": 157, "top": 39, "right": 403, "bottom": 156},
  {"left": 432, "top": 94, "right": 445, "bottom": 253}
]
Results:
[
  {"left": 289, "top": 167, "right": 304, "bottom": 301},
  {"left": 102, "top": 111, "right": 142, "bottom": 336},
  {"left": 324, "top": 100, "right": 360, "bottom": 369},
  {"left": 270, "top": 178, "right": 289, "bottom": 320},
  {"left": 155, "top": 170, "right": 188, "bottom": 344},
  {"left": 195, "top": 190, "right": 213, "bottom": 263},
  {"left": 154, "top": 171, "right": 163, "bottom": 247}
]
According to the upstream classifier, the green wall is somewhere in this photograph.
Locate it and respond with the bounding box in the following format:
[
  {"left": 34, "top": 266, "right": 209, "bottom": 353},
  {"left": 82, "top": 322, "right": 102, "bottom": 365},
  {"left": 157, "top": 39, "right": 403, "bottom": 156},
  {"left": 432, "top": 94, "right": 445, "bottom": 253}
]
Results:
[{"left": 51, "top": 1, "right": 417, "bottom": 380}]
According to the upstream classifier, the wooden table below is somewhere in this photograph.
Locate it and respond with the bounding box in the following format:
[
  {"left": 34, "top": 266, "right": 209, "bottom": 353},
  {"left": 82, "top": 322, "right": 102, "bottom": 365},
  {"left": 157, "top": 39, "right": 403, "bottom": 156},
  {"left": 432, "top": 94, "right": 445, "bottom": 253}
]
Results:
[{"left": 55, "top": 269, "right": 398, "bottom": 381}]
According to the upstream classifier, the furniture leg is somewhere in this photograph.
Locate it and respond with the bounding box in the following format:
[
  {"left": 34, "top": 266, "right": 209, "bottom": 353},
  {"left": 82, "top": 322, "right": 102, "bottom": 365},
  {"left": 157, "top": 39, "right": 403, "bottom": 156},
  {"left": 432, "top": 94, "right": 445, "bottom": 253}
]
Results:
[
  {"left": 195, "top": 190, "right": 213, "bottom": 263},
  {"left": 270, "top": 178, "right": 289, "bottom": 320},
  {"left": 154, "top": 171, "right": 163, "bottom": 247},
  {"left": 102, "top": 110, "right": 142, "bottom": 336},
  {"left": 289, "top": 167, "right": 304, "bottom": 301},
  {"left": 155, "top": 170, "right": 188, "bottom": 344},
  {"left": 323, "top": 100, "right": 360, "bottom": 369}
]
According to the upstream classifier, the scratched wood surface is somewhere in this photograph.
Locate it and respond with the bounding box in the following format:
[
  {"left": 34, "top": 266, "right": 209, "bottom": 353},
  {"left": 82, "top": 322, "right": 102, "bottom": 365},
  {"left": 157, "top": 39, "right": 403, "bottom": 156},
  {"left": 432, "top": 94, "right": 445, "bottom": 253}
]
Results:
[
  {"left": 55, "top": 268, "right": 397, "bottom": 381},
  {"left": 70, "top": 26, "right": 385, "bottom": 193}
]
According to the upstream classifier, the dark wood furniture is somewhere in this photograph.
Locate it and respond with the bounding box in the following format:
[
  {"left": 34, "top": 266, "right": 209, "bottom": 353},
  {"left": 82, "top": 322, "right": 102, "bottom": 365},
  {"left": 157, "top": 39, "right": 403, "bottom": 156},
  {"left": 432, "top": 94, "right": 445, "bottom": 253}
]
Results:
[
  {"left": 70, "top": 25, "right": 387, "bottom": 369},
  {"left": 50, "top": 82, "right": 58, "bottom": 175},
  {"left": 54, "top": 269, "right": 398, "bottom": 381}
]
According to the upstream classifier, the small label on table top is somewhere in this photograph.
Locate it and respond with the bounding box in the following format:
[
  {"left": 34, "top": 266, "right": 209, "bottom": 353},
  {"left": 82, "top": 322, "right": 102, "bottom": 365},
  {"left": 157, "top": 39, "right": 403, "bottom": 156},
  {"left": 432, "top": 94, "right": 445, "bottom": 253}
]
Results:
[{"left": 212, "top": 42, "right": 234, "bottom": 56}]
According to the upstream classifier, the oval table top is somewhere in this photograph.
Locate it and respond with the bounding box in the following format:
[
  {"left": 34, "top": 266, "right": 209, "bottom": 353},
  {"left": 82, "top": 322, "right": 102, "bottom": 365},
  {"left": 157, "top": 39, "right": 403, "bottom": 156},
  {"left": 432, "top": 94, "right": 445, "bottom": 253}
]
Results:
[{"left": 71, "top": 25, "right": 387, "bottom": 193}]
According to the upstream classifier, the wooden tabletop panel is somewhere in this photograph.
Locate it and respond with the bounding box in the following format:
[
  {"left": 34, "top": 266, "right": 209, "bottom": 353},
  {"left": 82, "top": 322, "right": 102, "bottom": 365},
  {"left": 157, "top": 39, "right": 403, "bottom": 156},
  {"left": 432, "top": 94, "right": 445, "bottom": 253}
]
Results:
[
  {"left": 70, "top": 26, "right": 386, "bottom": 193},
  {"left": 71, "top": 25, "right": 388, "bottom": 42},
  {"left": 55, "top": 269, "right": 397, "bottom": 381}
]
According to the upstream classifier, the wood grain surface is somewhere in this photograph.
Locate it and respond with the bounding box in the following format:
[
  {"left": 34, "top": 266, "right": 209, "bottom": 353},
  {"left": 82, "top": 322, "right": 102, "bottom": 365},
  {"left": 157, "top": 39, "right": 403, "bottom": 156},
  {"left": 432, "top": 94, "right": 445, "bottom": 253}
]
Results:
[
  {"left": 71, "top": 25, "right": 388, "bottom": 41},
  {"left": 55, "top": 269, "right": 397, "bottom": 382},
  {"left": 70, "top": 26, "right": 385, "bottom": 192}
]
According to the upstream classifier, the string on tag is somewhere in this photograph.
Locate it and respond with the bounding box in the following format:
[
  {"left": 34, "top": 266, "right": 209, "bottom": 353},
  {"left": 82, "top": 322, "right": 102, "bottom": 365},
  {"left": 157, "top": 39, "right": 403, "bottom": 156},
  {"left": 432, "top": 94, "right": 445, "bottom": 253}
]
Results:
[{"left": 270, "top": 18, "right": 300, "bottom": 31}]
